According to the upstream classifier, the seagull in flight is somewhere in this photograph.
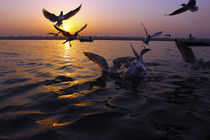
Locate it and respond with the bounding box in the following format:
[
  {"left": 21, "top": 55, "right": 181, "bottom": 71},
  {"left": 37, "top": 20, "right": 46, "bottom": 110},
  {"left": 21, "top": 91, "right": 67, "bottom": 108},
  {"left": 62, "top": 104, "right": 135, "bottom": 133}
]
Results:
[
  {"left": 167, "top": 0, "right": 198, "bottom": 16},
  {"left": 175, "top": 40, "right": 210, "bottom": 70},
  {"left": 54, "top": 24, "right": 87, "bottom": 47},
  {"left": 141, "top": 23, "right": 163, "bottom": 46},
  {"left": 42, "top": 4, "right": 81, "bottom": 27},
  {"left": 84, "top": 52, "right": 136, "bottom": 78}
]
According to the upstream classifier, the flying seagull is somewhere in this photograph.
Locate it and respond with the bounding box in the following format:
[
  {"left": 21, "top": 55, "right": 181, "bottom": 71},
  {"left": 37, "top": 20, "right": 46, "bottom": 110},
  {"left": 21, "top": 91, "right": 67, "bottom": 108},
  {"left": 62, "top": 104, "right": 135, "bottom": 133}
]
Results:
[
  {"left": 141, "top": 23, "right": 163, "bottom": 45},
  {"left": 54, "top": 24, "right": 87, "bottom": 47},
  {"left": 42, "top": 4, "right": 81, "bottom": 27},
  {"left": 84, "top": 52, "right": 136, "bottom": 78},
  {"left": 167, "top": 0, "right": 198, "bottom": 16},
  {"left": 175, "top": 40, "right": 210, "bottom": 70}
]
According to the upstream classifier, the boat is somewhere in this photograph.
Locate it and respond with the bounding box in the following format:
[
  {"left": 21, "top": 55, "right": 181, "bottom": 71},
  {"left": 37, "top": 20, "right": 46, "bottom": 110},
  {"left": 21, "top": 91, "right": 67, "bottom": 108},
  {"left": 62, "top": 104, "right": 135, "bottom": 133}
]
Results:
[{"left": 79, "top": 36, "right": 94, "bottom": 42}]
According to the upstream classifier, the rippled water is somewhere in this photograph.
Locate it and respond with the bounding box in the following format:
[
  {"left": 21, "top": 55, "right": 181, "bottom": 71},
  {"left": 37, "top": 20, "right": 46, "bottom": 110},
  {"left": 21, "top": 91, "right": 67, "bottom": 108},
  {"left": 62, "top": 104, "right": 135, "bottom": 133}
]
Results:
[{"left": 1, "top": 40, "right": 210, "bottom": 140}]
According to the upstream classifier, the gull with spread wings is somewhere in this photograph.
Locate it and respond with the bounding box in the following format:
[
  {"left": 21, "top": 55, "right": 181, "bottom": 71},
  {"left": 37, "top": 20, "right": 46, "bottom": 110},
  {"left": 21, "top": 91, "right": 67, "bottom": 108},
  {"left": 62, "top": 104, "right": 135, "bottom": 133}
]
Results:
[
  {"left": 175, "top": 40, "right": 210, "bottom": 70},
  {"left": 167, "top": 0, "right": 198, "bottom": 16},
  {"left": 42, "top": 4, "right": 81, "bottom": 27},
  {"left": 54, "top": 24, "right": 87, "bottom": 47},
  {"left": 124, "top": 44, "right": 151, "bottom": 79},
  {"left": 84, "top": 52, "right": 136, "bottom": 78},
  {"left": 141, "top": 23, "right": 163, "bottom": 46}
]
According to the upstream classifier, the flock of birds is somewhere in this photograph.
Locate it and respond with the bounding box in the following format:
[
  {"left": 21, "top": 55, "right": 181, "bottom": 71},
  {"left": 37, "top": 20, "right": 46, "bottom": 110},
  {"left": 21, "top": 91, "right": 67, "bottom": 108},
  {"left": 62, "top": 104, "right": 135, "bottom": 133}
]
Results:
[
  {"left": 43, "top": 4, "right": 88, "bottom": 47},
  {"left": 42, "top": 0, "right": 209, "bottom": 82}
]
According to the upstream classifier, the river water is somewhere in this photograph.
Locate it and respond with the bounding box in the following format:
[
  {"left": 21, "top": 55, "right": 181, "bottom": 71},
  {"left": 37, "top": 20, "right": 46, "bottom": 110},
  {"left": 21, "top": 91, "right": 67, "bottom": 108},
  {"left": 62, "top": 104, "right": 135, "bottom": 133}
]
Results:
[{"left": 0, "top": 40, "right": 210, "bottom": 140}]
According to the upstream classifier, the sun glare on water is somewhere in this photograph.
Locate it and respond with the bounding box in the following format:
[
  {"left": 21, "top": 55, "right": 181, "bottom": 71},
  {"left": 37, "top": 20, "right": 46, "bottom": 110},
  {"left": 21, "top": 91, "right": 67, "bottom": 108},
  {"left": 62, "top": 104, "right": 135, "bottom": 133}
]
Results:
[{"left": 65, "top": 42, "right": 70, "bottom": 48}]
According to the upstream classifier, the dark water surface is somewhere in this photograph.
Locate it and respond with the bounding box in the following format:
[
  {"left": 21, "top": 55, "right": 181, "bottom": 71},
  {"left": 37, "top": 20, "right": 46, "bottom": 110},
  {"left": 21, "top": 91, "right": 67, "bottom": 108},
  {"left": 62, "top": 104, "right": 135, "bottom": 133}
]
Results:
[{"left": 1, "top": 40, "right": 210, "bottom": 140}]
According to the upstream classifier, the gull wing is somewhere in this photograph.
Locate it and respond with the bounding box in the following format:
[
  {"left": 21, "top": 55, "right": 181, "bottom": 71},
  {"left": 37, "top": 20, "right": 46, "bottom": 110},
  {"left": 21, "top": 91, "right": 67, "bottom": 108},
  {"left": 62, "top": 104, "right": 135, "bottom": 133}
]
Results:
[
  {"left": 175, "top": 42, "right": 196, "bottom": 64},
  {"left": 140, "top": 48, "right": 151, "bottom": 58},
  {"left": 54, "top": 25, "right": 71, "bottom": 37},
  {"left": 141, "top": 22, "right": 149, "bottom": 36},
  {"left": 84, "top": 52, "right": 109, "bottom": 71},
  {"left": 47, "top": 32, "right": 59, "bottom": 36},
  {"left": 64, "top": 4, "right": 82, "bottom": 20},
  {"left": 168, "top": 6, "right": 189, "bottom": 16},
  {"left": 113, "top": 56, "right": 136, "bottom": 68},
  {"left": 47, "top": 33, "right": 57, "bottom": 35},
  {"left": 151, "top": 31, "right": 163, "bottom": 38},
  {"left": 42, "top": 9, "right": 59, "bottom": 22},
  {"left": 130, "top": 43, "right": 139, "bottom": 59},
  {"left": 75, "top": 24, "right": 87, "bottom": 35}
]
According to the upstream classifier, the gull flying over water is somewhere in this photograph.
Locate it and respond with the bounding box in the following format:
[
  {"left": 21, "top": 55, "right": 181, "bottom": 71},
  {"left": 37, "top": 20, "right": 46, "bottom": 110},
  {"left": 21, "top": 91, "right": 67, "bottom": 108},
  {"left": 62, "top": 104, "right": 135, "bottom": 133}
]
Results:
[
  {"left": 175, "top": 41, "right": 210, "bottom": 70},
  {"left": 167, "top": 0, "right": 198, "bottom": 16},
  {"left": 141, "top": 23, "right": 163, "bottom": 45},
  {"left": 84, "top": 52, "right": 136, "bottom": 78},
  {"left": 54, "top": 24, "right": 87, "bottom": 47},
  {"left": 42, "top": 4, "right": 81, "bottom": 27}
]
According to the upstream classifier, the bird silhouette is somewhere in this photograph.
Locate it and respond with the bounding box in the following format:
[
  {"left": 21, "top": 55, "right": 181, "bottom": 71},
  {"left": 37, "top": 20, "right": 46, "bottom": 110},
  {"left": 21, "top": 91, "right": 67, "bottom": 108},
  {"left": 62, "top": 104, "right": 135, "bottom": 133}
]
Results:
[
  {"left": 125, "top": 43, "right": 151, "bottom": 76},
  {"left": 54, "top": 24, "right": 87, "bottom": 47},
  {"left": 141, "top": 23, "right": 163, "bottom": 46},
  {"left": 42, "top": 4, "right": 81, "bottom": 27},
  {"left": 84, "top": 52, "right": 136, "bottom": 78},
  {"left": 167, "top": 0, "right": 198, "bottom": 16},
  {"left": 175, "top": 40, "right": 210, "bottom": 70}
]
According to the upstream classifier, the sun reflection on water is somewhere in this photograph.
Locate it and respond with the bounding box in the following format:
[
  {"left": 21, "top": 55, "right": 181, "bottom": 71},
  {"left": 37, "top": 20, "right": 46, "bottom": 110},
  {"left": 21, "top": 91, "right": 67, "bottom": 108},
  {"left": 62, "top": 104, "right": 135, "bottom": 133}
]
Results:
[{"left": 64, "top": 42, "right": 70, "bottom": 62}]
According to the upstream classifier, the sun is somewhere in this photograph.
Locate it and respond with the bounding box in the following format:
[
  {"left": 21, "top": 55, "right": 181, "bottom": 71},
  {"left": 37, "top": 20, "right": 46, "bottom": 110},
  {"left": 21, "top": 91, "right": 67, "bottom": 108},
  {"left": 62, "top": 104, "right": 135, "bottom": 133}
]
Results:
[{"left": 63, "top": 24, "right": 69, "bottom": 31}]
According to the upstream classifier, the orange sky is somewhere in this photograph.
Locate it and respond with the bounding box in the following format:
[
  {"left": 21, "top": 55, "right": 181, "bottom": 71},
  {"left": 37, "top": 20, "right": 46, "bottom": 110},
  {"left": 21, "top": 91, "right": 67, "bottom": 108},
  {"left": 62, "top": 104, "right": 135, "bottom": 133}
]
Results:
[{"left": 0, "top": 0, "right": 210, "bottom": 38}]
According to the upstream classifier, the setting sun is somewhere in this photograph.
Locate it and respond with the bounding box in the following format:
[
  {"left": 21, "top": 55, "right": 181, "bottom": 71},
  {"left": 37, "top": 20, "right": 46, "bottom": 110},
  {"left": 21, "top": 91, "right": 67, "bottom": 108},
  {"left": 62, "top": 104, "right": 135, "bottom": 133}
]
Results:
[
  {"left": 62, "top": 23, "right": 77, "bottom": 33},
  {"left": 63, "top": 24, "right": 69, "bottom": 31}
]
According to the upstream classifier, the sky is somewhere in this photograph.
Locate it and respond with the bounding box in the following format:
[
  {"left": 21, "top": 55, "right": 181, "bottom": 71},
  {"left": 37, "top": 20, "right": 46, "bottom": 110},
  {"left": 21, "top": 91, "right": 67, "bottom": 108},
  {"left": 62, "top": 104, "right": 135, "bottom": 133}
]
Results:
[{"left": 0, "top": 0, "right": 210, "bottom": 38}]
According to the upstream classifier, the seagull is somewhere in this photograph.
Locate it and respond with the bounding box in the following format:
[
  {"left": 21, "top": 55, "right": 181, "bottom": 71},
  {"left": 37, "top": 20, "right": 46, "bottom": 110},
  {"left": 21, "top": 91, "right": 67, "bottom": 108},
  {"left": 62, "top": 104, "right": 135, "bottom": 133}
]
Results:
[
  {"left": 125, "top": 43, "right": 151, "bottom": 75},
  {"left": 84, "top": 52, "right": 136, "bottom": 78},
  {"left": 167, "top": 0, "right": 198, "bottom": 16},
  {"left": 54, "top": 24, "right": 87, "bottom": 47},
  {"left": 175, "top": 40, "right": 210, "bottom": 70},
  {"left": 42, "top": 4, "right": 81, "bottom": 27},
  {"left": 141, "top": 23, "right": 163, "bottom": 46},
  {"left": 121, "top": 43, "right": 151, "bottom": 80}
]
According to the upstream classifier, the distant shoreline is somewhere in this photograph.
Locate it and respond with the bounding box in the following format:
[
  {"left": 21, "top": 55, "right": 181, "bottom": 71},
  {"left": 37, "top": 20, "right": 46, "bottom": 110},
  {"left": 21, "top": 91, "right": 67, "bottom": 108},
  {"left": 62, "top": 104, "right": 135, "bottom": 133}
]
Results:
[{"left": 0, "top": 36, "right": 210, "bottom": 42}]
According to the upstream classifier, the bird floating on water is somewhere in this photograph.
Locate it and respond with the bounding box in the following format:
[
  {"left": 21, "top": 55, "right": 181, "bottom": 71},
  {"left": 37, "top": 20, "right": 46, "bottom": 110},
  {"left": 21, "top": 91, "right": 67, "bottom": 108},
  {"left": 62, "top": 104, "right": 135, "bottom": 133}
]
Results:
[
  {"left": 141, "top": 23, "right": 163, "bottom": 46},
  {"left": 167, "top": 0, "right": 198, "bottom": 16},
  {"left": 84, "top": 52, "right": 136, "bottom": 78},
  {"left": 54, "top": 24, "right": 87, "bottom": 47},
  {"left": 123, "top": 44, "right": 151, "bottom": 79},
  {"left": 175, "top": 40, "right": 210, "bottom": 70},
  {"left": 42, "top": 4, "right": 82, "bottom": 27}
]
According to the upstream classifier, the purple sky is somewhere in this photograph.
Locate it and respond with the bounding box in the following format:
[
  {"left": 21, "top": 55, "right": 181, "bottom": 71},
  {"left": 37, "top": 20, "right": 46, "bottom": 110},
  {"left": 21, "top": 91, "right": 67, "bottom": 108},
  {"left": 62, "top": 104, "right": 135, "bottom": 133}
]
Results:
[{"left": 0, "top": 0, "right": 210, "bottom": 38}]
